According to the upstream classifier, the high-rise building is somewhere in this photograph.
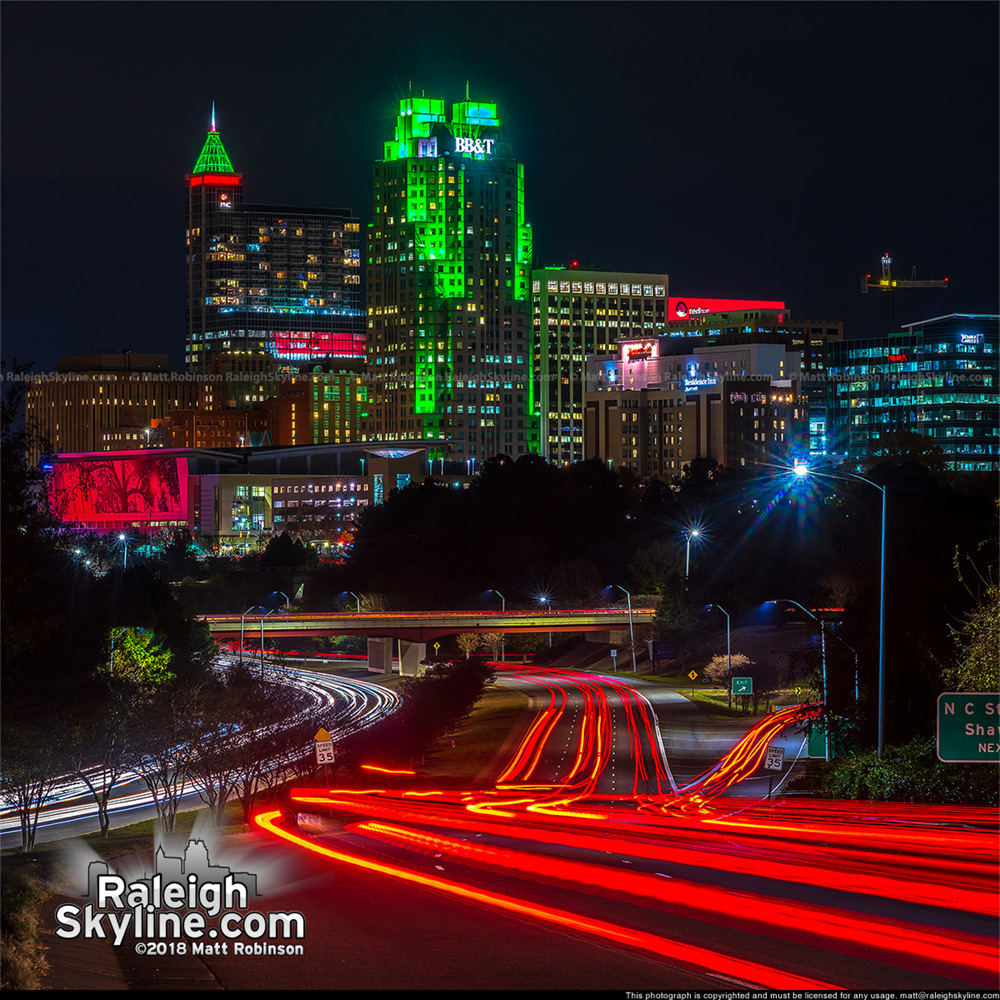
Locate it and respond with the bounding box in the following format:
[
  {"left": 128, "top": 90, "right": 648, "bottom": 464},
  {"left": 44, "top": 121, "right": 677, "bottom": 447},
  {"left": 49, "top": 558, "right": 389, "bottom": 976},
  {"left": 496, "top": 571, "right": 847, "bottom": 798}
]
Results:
[
  {"left": 826, "top": 313, "right": 999, "bottom": 472},
  {"left": 364, "top": 95, "right": 539, "bottom": 459},
  {"left": 185, "top": 109, "right": 365, "bottom": 374},
  {"left": 532, "top": 267, "right": 669, "bottom": 464}
]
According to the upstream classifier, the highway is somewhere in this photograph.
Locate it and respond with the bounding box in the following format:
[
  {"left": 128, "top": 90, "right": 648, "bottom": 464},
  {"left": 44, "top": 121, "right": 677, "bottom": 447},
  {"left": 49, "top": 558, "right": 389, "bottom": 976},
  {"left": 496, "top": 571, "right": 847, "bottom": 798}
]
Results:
[
  {"left": 242, "top": 666, "right": 999, "bottom": 990},
  {"left": 0, "top": 662, "right": 398, "bottom": 848}
]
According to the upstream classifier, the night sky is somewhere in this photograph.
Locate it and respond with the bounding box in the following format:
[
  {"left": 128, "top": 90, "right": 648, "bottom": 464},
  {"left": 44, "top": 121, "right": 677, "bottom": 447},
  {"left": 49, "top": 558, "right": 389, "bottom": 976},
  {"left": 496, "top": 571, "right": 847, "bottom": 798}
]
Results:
[{"left": 3, "top": 2, "right": 997, "bottom": 372}]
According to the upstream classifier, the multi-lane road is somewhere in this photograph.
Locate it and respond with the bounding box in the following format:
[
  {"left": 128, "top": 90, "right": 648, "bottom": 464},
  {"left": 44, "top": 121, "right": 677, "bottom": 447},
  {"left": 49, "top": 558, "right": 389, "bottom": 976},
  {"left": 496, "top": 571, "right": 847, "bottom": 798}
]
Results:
[
  {"left": 239, "top": 666, "right": 998, "bottom": 990},
  {"left": 35, "top": 663, "right": 999, "bottom": 989}
]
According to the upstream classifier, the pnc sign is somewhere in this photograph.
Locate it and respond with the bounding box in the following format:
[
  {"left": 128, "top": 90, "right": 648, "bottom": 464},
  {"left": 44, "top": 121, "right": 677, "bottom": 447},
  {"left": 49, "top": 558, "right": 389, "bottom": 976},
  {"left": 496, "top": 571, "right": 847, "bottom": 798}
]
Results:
[{"left": 454, "top": 137, "right": 495, "bottom": 156}]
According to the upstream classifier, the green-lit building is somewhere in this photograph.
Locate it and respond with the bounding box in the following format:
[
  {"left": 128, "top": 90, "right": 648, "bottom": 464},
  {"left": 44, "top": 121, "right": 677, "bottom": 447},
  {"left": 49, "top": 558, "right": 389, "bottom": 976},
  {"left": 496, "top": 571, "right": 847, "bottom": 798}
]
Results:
[{"left": 363, "top": 95, "right": 540, "bottom": 459}]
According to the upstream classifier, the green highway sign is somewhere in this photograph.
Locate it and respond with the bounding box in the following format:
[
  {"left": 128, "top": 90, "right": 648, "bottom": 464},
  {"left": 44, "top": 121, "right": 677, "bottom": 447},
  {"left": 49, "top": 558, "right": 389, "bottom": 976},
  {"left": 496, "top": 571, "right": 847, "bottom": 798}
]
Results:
[
  {"left": 937, "top": 693, "right": 1000, "bottom": 763},
  {"left": 732, "top": 676, "right": 753, "bottom": 695}
]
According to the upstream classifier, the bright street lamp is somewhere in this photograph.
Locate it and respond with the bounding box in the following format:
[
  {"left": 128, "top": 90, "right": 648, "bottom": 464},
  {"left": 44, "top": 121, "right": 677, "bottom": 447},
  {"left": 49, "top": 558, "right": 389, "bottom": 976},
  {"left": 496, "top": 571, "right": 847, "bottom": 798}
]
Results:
[
  {"left": 792, "top": 463, "right": 887, "bottom": 758},
  {"left": 348, "top": 591, "right": 361, "bottom": 613},
  {"left": 706, "top": 604, "right": 731, "bottom": 707},
  {"left": 614, "top": 585, "right": 637, "bottom": 672},
  {"left": 118, "top": 533, "right": 128, "bottom": 571},
  {"left": 684, "top": 528, "right": 701, "bottom": 587}
]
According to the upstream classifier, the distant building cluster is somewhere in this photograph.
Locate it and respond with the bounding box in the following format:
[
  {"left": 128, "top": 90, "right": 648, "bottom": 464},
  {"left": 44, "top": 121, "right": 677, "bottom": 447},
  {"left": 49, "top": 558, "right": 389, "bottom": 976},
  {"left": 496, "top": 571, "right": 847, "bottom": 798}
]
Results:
[{"left": 28, "top": 96, "right": 1000, "bottom": 547}]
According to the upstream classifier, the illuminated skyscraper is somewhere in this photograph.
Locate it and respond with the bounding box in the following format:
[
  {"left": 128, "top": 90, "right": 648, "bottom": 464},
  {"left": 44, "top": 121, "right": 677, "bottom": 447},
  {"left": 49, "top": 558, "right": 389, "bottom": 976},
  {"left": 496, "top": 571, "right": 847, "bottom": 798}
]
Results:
[
  {"left": 364, "top": 95, "right": 539, "bottom": 459},
  {"left": 185, "top": 109, "right": 365, "bottom": 373}
]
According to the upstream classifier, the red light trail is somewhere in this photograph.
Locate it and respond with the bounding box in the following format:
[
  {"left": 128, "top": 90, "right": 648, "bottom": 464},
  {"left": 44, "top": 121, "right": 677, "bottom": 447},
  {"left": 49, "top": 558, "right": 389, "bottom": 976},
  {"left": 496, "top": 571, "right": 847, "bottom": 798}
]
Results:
[{"left": 255, "top": 666, "right": 999, "bottom": 988}]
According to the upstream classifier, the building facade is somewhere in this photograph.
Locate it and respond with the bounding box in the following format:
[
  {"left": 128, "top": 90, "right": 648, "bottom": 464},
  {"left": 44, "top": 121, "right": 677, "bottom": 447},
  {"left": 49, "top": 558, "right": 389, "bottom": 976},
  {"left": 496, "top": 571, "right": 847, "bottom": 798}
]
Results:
[
  {"left": 826, "top": 313, "right": 999, "bottom": 472},
  {"left": 584, "top": 336, "right": 807, "bottom": 475},
  {"left": 363, "top": 95, "right": 539, "bottom": 459},
  {"left": 185, "top": 112, "right": 365, "bottom": 374},
  {"left": 531, "top": 267, "right": 669, "bottom": 464}
]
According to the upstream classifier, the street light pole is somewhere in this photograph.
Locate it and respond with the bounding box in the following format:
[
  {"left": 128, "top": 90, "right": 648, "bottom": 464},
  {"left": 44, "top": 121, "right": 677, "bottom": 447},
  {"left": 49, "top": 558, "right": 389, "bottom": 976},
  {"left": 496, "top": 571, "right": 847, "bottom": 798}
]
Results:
[
  {"left": 490, "top": 589, "right": 506, "bottom": 661},
  {"left": 706, "top": 604, "right": 731, "bottom": 707},
  {"left": 615, "top": 585, "right": 636, "bottom": 672},
  {"left": 768, "top": 598, "right": 828, "bottom": 761},
  {"left": 684, "top": 529, "right": 701, "bottom": 589},
  {"left": 240, "top": 605, "right": 262, "bottom": 667},
  {"left": 348, "top": 591, "right": 361, "bottom": 613},
  {"left": 260, "top": 608, "right": 275, "bottom": 672},
  {"left": 793, "top": 464, "right": 886, "bottom": 759}
]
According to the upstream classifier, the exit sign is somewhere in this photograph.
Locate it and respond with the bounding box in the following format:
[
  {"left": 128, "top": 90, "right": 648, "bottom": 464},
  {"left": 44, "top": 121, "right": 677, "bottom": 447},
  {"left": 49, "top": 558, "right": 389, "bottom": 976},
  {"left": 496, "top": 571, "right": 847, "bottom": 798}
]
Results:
[{"left": 937, "top": 693, "right": 1000, "bottom": 763}]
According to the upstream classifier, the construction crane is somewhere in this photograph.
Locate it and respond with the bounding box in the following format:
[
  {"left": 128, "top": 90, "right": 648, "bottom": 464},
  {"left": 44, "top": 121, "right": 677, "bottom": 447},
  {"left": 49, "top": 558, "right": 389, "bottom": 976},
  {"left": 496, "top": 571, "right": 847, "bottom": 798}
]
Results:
[{"left": 861, "top": 253, "right": 949, "bottom": 335}]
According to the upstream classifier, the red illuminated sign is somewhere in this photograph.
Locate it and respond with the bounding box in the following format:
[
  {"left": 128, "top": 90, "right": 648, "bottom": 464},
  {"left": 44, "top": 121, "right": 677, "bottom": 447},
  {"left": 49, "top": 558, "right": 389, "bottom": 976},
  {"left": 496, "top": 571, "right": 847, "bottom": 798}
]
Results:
[
  {"left": 188, "top": 174, "right": 242, "bottom": 187},
  {"left": 51, "top": 454, "right": 189, "bottom": 527},
  {"left": 273, "top": 331, "right": 366, "bottom": 359},
  {"left": 887, "top": 353, "right": 908, "bottom": 362},
  {"left": 669, "top": 297, "right": 786, "bottom": 322}
]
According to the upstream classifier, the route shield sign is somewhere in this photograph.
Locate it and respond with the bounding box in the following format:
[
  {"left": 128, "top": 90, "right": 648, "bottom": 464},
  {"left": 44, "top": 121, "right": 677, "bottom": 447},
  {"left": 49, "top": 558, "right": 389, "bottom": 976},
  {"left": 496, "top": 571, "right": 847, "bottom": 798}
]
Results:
[
  {"left": 732, "top": 676, "right": 753, "bottom": 695},
  {"left": 937, "top": 693, "right": 1000, "bottom": 763},
  {"left": 765, "top": 745, "right": 784, "bottom": 771}
]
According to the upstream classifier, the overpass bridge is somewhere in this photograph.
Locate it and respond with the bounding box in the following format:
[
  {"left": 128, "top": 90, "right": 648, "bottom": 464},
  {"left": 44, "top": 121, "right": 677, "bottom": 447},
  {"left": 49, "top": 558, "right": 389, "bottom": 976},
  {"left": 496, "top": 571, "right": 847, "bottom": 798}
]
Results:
[{"left": 201, "top": 608, "right": 656, "bottom": 674}]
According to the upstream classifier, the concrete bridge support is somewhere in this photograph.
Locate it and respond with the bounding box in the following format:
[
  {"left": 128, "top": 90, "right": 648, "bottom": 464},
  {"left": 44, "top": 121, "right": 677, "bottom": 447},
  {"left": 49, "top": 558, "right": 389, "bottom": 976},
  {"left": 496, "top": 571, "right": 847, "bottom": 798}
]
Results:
[
  {"left": 367, "top": 636, "right": 394, "bottom": 674},
  {"left": 398, "top": 639, "right": 426, "bottom": 676}
]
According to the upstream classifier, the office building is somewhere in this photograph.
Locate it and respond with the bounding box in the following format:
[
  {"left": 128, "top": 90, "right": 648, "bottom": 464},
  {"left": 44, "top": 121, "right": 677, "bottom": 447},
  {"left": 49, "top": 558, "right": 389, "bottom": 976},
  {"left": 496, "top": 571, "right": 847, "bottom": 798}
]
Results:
[
  {"left": 364, "top": 94, "right": 539, "bottom": 459},
  {"left": 826, "top": 313, "right": 999, "bottom": 472},
  {"left": 584, "top": 336, "right": 807, "bottom": 475},
  {"left": 185, "top": 110, "right": 365, "bottom": 374},
  {"left": 532, "top": 267, "right": 668, "bottom": 464}
]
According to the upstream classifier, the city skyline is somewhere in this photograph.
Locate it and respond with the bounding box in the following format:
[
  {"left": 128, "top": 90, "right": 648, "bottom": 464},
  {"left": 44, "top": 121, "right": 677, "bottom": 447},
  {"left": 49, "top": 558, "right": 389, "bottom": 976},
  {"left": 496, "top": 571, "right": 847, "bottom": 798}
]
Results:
[{"left": 2, "top": 2, "right": 997, "bottom": 373}]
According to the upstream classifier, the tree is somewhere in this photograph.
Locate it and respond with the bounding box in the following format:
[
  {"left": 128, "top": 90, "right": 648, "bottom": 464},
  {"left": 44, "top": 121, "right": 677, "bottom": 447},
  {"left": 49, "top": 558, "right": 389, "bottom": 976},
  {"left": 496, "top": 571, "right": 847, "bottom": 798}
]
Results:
[
  {"left": 456, "top": 633, "right": 481, "bottom": 660},
  {"left": 0, "top": 724, "right": 67, "bottom": 852},
  {"left": 109, "top": 627, "right": 175, "bottom": 685},
  {"left": 946, "top": 581, "right": 999, "bottom": 692},
  {"left": 481, "top": 633, "right": 504, "bottom": 660}
]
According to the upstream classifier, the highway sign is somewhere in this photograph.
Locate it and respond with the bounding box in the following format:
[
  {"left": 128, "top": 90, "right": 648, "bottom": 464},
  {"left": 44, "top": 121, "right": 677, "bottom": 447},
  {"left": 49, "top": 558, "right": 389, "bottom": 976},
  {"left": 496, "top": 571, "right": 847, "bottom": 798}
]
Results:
[
  {"left": 765, "top": 745, "right": 784, "bottom": 771},
  {"left": 652, "top": 641, "right": 677, "bottom": 659},
  {"left": 732, "top": 676, "right": 753, "bottom": 695},
  {"left": 610, "top": 649, "right": 617, "bottom": 657},
  {"left": 937, "top": 693, "right": 1000, "bottom": 763},
  {"left": 314, "top": 728, "right": 332, "bottom": 742},
  {"left": 315, "top": 740, "right": 336, "bottom": 765},
  {"left": 433, "top": 642, "right": 441, "bottom": 652},
  {"left": 688, "top": 670, "right": 698, "bottom": 681}
]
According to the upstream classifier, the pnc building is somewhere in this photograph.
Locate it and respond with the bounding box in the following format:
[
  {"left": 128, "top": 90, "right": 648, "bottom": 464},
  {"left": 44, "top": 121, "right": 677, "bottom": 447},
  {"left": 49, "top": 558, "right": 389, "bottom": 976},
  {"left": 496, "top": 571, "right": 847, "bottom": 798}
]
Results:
[
  {"left": 364, "top": 95, "right": 540, "bottom": 459},
  {"left": 185, "top": 109, "right": 365, "bottom": 374}
]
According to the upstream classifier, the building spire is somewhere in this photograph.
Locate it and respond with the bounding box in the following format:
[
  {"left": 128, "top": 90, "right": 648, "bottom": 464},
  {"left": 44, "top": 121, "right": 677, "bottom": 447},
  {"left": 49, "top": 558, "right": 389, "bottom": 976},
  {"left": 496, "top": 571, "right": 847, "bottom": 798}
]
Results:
[{"left": 191, "top": 107, "right": 236, "bottom": 175}]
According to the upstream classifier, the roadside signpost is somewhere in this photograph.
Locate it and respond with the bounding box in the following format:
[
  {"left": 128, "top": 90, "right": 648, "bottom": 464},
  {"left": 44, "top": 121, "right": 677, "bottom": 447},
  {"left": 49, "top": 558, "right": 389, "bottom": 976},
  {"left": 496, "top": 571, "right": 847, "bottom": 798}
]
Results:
[
  {"left": 937, "top": 693, "right": 1000, "bottom": 763},
  {"left": 688, "top": 669, "right": 698, "bottom": 695},
  {"left": 610, "top": 648, "right": 617, "bottom": 673},
  {"left": 315, "top": 728, "right": 335, "bottom": 784},
  {"left": 765, "top": 744, "right": 784, "bottom": 799},
  {"left": 732, "top": 676, "right": 753, "bottom": 696}
]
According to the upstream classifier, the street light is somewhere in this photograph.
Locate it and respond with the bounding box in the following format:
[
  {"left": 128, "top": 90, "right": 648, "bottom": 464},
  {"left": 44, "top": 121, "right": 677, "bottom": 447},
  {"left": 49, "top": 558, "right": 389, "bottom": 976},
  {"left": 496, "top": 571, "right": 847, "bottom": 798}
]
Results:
[
  {"left": 118, "top": 533, "right": 128, "bottom": 571},
  {"left": 259, "top": 608, "right": 275, "bottom": 671},
  {"left": 614, "top": 585, "right": 637, "bottom": 672},
  {"left": 240, "top": 606, "right": 264, "bottom": 666},
  {"left": 767, "top": 599, "right": 828, "bottom": 761},
  {"left": 706, "top": 604, "right": 731, "bottom": 708},
  {"left": 792, "top": 463, "right": 887, "bottom": 758},
  {"left": 490, "top": 590, "right": 506, "bottom": 661},
  {"left": 348, "top": 591, "right": 361, "bottom": 613},
  {"left": 684, "top": 528, "right": 701, "bottom": 588}
]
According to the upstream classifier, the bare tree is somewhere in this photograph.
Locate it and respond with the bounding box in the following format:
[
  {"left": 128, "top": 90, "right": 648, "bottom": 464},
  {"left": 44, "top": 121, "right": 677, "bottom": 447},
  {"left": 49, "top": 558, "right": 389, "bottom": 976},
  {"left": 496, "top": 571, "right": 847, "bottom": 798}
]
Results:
[{"left": 456, "top": 633, "right": 480, "bottom": 660}]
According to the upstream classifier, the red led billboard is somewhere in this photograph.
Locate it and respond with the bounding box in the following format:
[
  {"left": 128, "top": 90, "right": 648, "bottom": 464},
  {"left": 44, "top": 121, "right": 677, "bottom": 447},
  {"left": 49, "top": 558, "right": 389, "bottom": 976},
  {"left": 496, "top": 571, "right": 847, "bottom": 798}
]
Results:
[
  {"left": 669, "top": 297, "right": 786, "bottom": 322},
  {"left": 51, "top": 453, "right": 189, "bottom": 528},
  {"left": 272, "top": 331, "right": 366, "bottom": 359}
]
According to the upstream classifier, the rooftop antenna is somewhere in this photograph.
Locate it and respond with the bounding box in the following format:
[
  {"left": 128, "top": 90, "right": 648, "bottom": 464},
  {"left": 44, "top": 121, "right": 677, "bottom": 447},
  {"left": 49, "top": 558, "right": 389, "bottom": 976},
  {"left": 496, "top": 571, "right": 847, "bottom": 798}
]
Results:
[
  {"left": 465, "top": 79, "right": 470, "bottom": 101},
  {"left": 211, "top": 100, "right": 216, "bottom": 133}
]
